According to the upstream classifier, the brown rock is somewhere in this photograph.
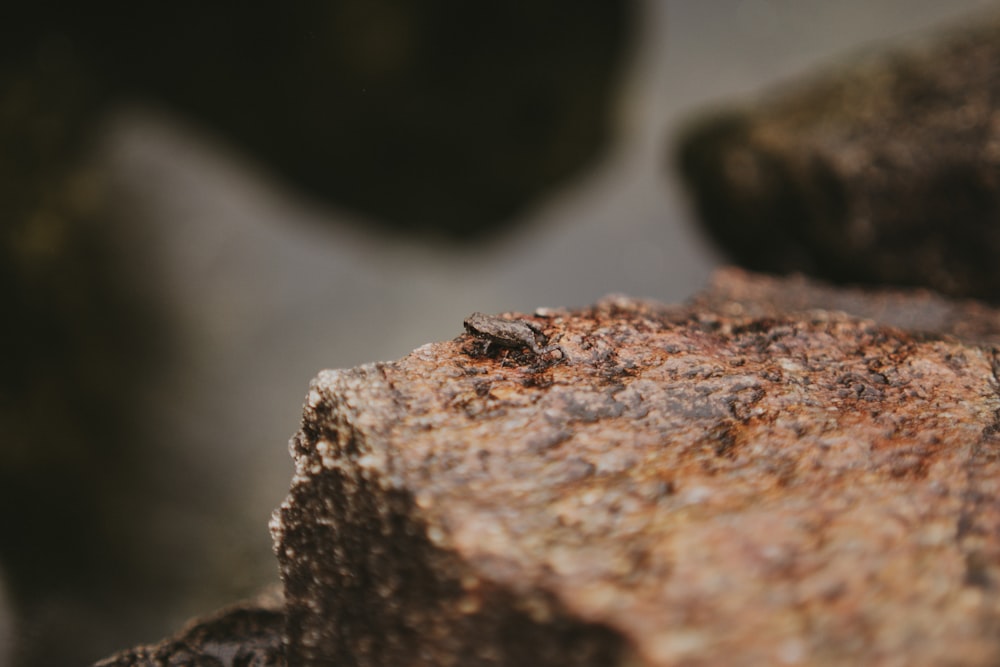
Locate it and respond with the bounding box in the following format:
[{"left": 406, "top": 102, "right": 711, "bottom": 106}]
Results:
[
  {"left": 695, "top": 267, "right": 1000, "bottom": 345},
  {"left": 675, "top": 11, "right": 1000, "bottom": 300},
  {"left": 271, "top": 270, "right": 1000, "bottom": 666}
]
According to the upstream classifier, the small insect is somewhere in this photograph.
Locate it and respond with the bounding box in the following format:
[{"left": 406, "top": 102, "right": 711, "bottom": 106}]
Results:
[{"left": 463, "top": 312, "right": 565, "bottom": 361}]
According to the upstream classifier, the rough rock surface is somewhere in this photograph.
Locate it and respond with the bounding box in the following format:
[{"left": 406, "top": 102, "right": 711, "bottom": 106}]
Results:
[
  {"left": 696, "top": 267, "right": 1000, "bottom": 346},
  {"left": 271, "top": 270, "right": 1000, "bottom": 666},
  {"left": 675, "top": 12, "right": 1000, "bottom": 301}
]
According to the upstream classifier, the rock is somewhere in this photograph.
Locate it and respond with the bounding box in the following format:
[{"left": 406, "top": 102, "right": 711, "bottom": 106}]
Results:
[
  {"left": 92, "top": 586, "right": 285, "bottom": 667},
  {"left": 0, "top": 43, "right": 179, "bottom": 667},
  {"left": 11, "top": 2, "right": 631, "bottom": 239},
  {"left": 271, "top": 270, "right": 1000, "bottom": 666},
  {"left": 675, "top": 11, "right": 1000, "bottom": 301},
  {"left": 695, "top": 267, "right": 1000, "bottom": 345}
]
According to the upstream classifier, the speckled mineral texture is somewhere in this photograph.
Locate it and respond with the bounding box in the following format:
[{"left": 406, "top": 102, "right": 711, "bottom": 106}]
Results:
[
  {"left": 695, "top": 267, "right": 1000, "bottom": 346},
  {"left": 272, "top": 271, "right": 1000, "bottom": 666},
  {"left": 675, "top": 11, "right": 1000, "bottom": 301}
]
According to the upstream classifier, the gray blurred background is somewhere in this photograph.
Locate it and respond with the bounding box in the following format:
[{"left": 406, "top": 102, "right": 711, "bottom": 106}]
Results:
[{"left": 2, "top": 1, "right": 997, "bottom": 664}]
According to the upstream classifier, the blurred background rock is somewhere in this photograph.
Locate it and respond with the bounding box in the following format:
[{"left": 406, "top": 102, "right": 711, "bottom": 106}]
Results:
[
  {"left": 1, "top": 1, "right": 996, "bottom": 665},
  {"left": 676, "top": 9, "right": 1000, "bottom": 301}
]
